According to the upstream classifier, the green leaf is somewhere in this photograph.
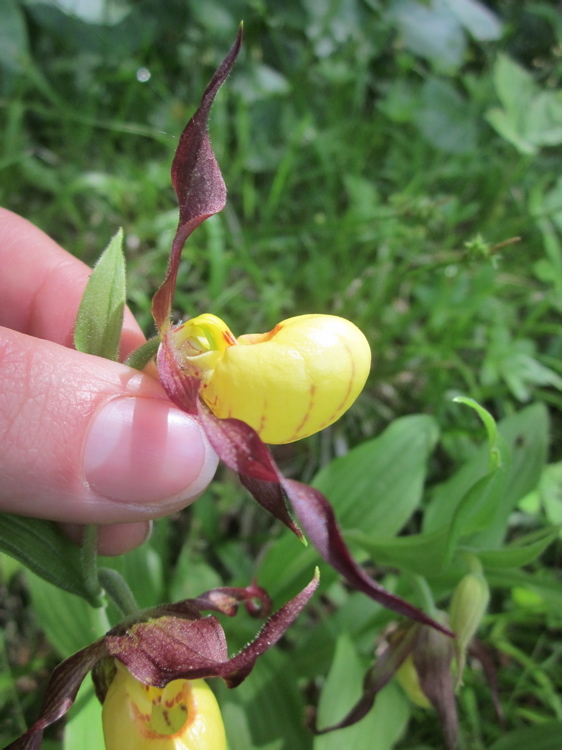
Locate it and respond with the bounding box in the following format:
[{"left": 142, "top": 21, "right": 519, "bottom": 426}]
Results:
[
  {"left": 476, "top": 526, "right": 559, "bottom": 569},
  {"left": 444, "top": 0, "right": 502, "bottom": 41},
  {"left": 0, "top": 0, "right": 30, "bottom": 81},
  {"left": 216, "top": 649, "right": 310, "bottom": 750},
  {"left": 424, "top": 404, "right": 548, "bottom": 545},
  {"left": 488, "top": 722, "right": 562, "bottom": 750},
  {"left": 256, "top": 530, "right": 330, "bottom": 605},
  {"left": 46, "top": 0, "right": 131, "bottom": 26},
  {"left": 350, "top": 470, "right": 508, "bottom": 577},
  {"left": 537, "top": 462, "right": 562, "bottom": 526},
  {"left": 488, "top": 568, "right": 562, "bottom": 614},
  {"left": 348, "top": 524, "right": 452, "bottom": 578},
  {"left": 26, "top": 571, "right": 109, "bottom": 656},
  {"left": 63, "top": 681, "right": 104, "bottom": 750},
  {"left": 486, "top": 55, "right": 562, "bottom": 154},
  {"left": 388, "top": 0, "right": 466, "bottom": 72},
  {"left": 258, "top": 416, "right": 438, "bottom": 601},
  {"left": 314, "top": 415, "right": 439, "bottom": 537},
  {"left": 314, "top": 634, "right": 410, "bottom": 750},
  {"left": 0, "top": 514, "right": 100, "bottom": 605},
  {"left": 493, "top": 55, "right": 537, "bottom": 127},
  {"left": 450, "top": 468, "right": 509, "bottom": 540},
  {"left": 415, "top": 78, "right": 477, "bottom": 154},
  {"left": 168, "top": 544, "right": 222, "bottom": 603},
  {"left": 453, "top": 397, "right": 501, "bottom": 470},
  {"left": 524, "top": 91, "right": 562, "bottom": 148},
  {"left": 74, "top": 228, "right": 126, "bottom": 360},
  {"left": 485, "top": 107, "right": 537, "bottom": 155}
]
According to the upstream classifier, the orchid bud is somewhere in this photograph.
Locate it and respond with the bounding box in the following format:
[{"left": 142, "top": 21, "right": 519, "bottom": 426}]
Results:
[
  {"left": 172, "top": 313, "right": 371, "bottom": 444},
  {"left": 449, "top": 571, "right": 490, "bottom": 684},
  {"left": 102, "top": 661, "right": 226, "bottom": 750}
]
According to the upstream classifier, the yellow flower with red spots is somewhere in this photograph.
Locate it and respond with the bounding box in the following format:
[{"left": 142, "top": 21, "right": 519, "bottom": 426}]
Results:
[
  {"left": 103, "top": 662, "right": 226, "bottom": 750},
  {"left": 172, "top": 313, "right": 371, "bottom": 444}
]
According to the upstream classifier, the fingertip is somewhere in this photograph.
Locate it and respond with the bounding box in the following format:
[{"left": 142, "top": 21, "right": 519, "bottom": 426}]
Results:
[{"left": 83, "top": 396, "right": 218, "bottom": 510}]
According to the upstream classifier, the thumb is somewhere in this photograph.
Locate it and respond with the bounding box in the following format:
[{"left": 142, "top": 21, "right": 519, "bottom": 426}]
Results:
[{"left": 0, "top": 328, "right": 218, "bottom": 526}]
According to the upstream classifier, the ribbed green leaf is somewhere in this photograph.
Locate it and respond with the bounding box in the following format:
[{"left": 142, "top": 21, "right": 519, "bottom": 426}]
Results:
[
  {"left": 425, "top": 404, "right": 548, "bottom": 544},
  {"left": 349, "top": 524, "right": 452, "bottom": 578},
  {"left": 0, "top": 514, "right": 99, "bottom": 604},
  {"left": 314, "top": 634, "right": 409, "bottom": 750},
  {"left": 258, "top": 416, "right": 439, "bottom": 601},
  {"left": 314, "top": 415, "right": 439, "bottom": 537},
  {"left": 26, "top": 571, "right": 109, "bottom": 657},
  {"left": 216, "top": 649, "right": 310, "bottom": 750},
  {"left": 477, "top": 526, "right": 559, "bottom": 569},
  {"left": 488, "top": 721, "right": 562, "bottom": 750},
  {"left": 63, "top": 682, "right": 104, "bottom": 750}
]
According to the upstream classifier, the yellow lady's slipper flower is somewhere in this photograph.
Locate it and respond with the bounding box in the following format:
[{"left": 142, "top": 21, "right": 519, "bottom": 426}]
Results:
[
  {"left": 173, "top": 312, "right": 371, "bottom": 444},
  {"left": 6, "top": 575, "right": 320, "bottom": 750},
  {"left": 102, "top": 661, "right": 226, "bottom": 750}
]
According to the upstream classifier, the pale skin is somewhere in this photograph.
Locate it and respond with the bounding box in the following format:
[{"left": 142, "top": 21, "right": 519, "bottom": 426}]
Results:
[{"left": 0, "top": 208, "right": 218, "bottom": 555}]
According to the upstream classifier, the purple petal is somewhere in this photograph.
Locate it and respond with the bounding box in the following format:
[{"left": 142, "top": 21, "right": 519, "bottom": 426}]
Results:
[
  {"left": 469, "top": 638, "right": 504, "bottom": 727},
  {"left": 220, "top": 568, "right": 320, "bottom": 688},
  {"left": 152, "top": 26, "right": 243, "bottom": 329},
  {"left": 414, "top": 625, "right": 458, "bottom": 749},
  {"left": 282, "top": 478, "right": 453, "bottom": 635},
  {"left": 156, "top": 330, "right": 200, "bottom": 414},
  {"left": 313, "top": 625, "right": 418, "bottom": 733},
  {"left": 181, "top": 582, "right": 272, "bottom": 618},
  {"left": 4, "top": 641, "right": 107, "bottom": 750},
  {"left": 195, "top": 406, "right": 451, "bottom": 634},
  {"left": 198, "top": 405, "right": 279, "bottom": 481},
  {"left": 106, "top": 571, "right": 319, "bottom": 689},
  {"left": 198, "top": 404, "right": 303, "bottom": 538},
  {"left": 106, "top": 616, "right": 230, "bottom": 687}
]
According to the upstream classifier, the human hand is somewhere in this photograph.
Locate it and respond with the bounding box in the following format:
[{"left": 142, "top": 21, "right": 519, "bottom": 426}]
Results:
[{"left": 0, "top": 208, "right": 218, "bottom": 555}]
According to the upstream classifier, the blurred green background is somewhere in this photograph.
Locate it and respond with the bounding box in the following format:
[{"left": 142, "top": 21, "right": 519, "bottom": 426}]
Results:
[{"left": 1, "top": 1, "right": 562, "bottom": 748}]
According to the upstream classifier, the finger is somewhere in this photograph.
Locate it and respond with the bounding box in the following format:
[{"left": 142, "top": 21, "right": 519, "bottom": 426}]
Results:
[
  {"left": 0, "top": 328, "right": 218, "bottom": 524},
  {"left": 61, "top": 522, "right": 153, "bottom": 557},
  {"left": 0, "top": 207, "right": 146, "bottom": 360}
]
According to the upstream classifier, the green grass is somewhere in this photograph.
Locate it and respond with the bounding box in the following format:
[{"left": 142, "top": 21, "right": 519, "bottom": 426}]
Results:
[{"left": 1, "top": 1, "right": 562, "bottom": 748}]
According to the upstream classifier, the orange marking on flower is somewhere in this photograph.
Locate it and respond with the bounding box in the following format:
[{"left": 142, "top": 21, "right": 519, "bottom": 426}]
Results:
[{"left": 292, "top": 383, "right": 316, "bottom": 439}]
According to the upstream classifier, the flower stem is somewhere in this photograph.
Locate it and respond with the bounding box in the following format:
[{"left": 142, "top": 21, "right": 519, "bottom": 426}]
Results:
[
  {"left": 458, "top": 550, "right": 484, "bottom": 576},
  {"left": 125, "top": 335, "right": 161, "bottom": 371},
  {"left": 81, "top": 524, "right": 103, "bottom": 605},
  {"left": 98, "top": 568, "right": 139, "bottom": 618}
]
